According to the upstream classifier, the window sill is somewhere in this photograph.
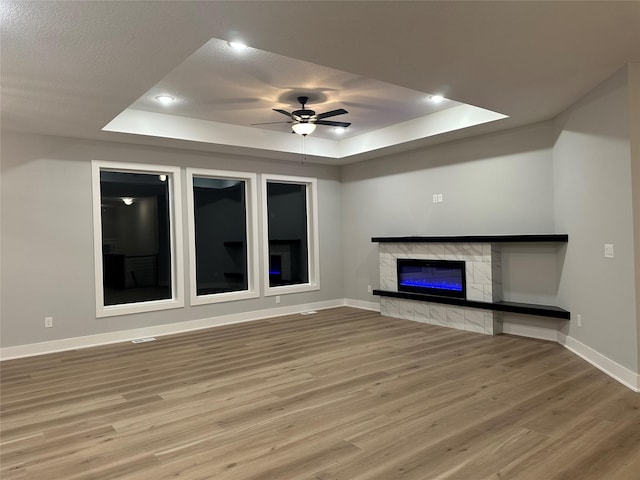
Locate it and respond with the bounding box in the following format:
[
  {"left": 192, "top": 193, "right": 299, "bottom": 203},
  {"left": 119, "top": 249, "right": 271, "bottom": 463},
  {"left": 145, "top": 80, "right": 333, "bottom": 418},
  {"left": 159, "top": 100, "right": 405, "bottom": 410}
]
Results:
[
  {"left": 190, "top": 289, "right": 259, "bottom": 306},
  {"left": 264, "top": 283, "right": 320, "bottom": 297},
  {"left": 97, "top": 298, "right": 185, "bottom": 318}
]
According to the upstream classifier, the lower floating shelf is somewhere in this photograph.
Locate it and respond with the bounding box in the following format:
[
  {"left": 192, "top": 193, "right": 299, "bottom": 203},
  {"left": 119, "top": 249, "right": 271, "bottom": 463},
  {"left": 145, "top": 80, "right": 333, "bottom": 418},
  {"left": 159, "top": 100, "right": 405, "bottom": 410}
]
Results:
[{"left": 373, "top": 289, "right": 570, "bottom": 320}]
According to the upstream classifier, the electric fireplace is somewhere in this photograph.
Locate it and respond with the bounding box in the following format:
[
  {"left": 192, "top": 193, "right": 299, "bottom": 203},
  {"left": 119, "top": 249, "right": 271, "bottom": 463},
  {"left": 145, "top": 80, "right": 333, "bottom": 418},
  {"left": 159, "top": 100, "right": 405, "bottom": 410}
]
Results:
[{"left": 397, "top": 259, "right": 466, "bottom": 299}]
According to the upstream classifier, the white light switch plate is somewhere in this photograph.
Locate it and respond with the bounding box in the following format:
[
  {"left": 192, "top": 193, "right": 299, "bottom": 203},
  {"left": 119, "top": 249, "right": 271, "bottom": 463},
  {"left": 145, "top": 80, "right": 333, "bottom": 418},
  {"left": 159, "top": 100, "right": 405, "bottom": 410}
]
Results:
[{"left": 604, "top": 244, "right": 614, "bottom": 258}]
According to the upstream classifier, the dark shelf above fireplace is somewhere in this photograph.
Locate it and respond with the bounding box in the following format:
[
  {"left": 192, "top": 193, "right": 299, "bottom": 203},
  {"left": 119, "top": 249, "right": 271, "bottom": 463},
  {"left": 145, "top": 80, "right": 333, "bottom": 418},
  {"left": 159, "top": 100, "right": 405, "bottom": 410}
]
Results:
[
  {"left": 372, "top": 234, "right": 568, "bottom": 243},
  {"left": 373, "top": 289, "right": 570, "bottom": 320}
]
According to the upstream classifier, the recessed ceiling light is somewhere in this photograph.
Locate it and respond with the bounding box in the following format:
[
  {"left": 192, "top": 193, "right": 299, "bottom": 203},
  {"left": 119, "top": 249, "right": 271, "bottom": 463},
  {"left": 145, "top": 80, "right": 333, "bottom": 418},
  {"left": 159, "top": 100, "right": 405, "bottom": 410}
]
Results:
[
  {"left": 429, "top": 95, "right": 445, "bottom": 103},
  {"left": 155, "top": 95, "right": 175, "bottom": 105},
  {"left": 227, "top": 41, "right": 248, "bottom": 51},
  {"left": 333, "top": 127, "right": 346, "bottom": 134}
]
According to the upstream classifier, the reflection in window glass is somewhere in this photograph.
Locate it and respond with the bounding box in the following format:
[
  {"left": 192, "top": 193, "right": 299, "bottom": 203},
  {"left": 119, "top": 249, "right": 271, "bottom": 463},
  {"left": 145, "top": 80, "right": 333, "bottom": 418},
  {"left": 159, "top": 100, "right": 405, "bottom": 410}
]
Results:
[
  {"left": 266, "top": 182, "right": 309, "bottom": 287},
  {"left": 100, "top": 171, "right": 171, "bottom": 305},
  {"left": 193, "top": 177, "right": 248, "bottom": 295}
]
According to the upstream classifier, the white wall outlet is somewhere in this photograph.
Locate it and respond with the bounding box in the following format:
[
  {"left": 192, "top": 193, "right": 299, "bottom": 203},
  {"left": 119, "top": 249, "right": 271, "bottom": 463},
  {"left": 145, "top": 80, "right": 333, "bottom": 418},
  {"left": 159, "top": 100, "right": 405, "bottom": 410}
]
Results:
[
  {"left": 367, "top": 285, "right": 373, "bottom": 293},
  {"left": 577, "top": 314, "right": 582, "bottom": 327},
  {"left": 437, "top": 193, "right": 443, "bottom": 203},
  {"left": 604, "top": 244, "right": 614, "bottom": 258},
  {"left": 44, "top": 316, "right": 53, "bottom": 328},
  {"left": 432, "top": 194, "right": 438, "bottom": 204},
  {"left": 275, "top": 295, "right": 281, "bottom": 304}
]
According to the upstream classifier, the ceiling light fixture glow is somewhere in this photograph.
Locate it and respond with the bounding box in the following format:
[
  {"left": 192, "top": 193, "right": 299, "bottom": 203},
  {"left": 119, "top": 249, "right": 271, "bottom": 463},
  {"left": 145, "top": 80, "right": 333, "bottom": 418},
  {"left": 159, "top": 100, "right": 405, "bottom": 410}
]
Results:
[
  {"left": 227, "top": 41, "right": 248, "bottom": 51},
  {"left": 155, "top": 95, "right": 175, "bottom": 105},
  {"left": 122, "top": 197, "right": 134, "bottom": 206},
  {"left": 333, "top": 127, "right": 346, "bottom": 134},
  {"left": 292, "top": 122, "right": 316, "bottom": 136},
  {"left": 430, "top": 95, "right": 445, "bottom": 103}
]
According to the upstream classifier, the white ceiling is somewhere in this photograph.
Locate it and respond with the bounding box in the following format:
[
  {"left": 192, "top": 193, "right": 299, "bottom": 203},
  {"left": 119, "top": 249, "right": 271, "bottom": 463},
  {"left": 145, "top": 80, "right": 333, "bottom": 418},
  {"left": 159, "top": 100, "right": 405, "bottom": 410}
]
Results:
[
  {"left": 2, "top": 1, "right": 639, "bottom": 164},
  {"left": 127, "top": 37, "right": 466, "bottom": 139}
]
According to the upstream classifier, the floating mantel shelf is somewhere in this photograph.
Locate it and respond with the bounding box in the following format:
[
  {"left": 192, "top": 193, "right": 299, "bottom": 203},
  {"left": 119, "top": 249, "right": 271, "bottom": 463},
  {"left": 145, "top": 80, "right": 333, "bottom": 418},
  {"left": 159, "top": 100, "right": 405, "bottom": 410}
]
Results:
[
  {"left": 372, "top": 233, "right": 571, "bottom": 323},
  {"left": 371, "top": 234, "right": 568, "bottom": 243},
  {"left": 373, "top": 290, "right": 570, "bottom": 320}
]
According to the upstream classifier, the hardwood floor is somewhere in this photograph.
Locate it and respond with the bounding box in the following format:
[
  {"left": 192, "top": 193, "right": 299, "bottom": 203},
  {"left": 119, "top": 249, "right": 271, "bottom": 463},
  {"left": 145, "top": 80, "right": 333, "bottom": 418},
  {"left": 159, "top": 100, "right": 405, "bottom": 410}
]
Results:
[{"left": 1, "top": 307, "right": 639, "bottom": 479}]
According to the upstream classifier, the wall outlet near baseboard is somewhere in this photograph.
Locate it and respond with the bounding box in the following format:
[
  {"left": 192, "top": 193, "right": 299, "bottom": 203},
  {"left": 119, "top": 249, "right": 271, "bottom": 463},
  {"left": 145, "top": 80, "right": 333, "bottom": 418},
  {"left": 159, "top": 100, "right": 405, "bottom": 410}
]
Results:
[
  {"left": 275, "top": 295, "right": 281, "bottom": 304},
  {"left": 367, "top": 285, "right": 373, "bottom": 293},
  {"left": 44, "top": 317, "right": 53, "bottom": 328},
  {"left": 577, "top": 314, "right": 582, "bottom": 327}
]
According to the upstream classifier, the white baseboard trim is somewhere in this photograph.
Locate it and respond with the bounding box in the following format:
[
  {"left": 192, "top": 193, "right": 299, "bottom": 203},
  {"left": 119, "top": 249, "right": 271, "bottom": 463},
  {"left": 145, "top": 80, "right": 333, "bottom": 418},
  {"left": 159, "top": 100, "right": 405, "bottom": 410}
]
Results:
[
  {"left": 558, "top": 332, "right": 640, "bottom": 393},
  {"left": 0, "top": 299, "right": 345, "bottom": 361},
  {"left": 344, "top": 298, "right": 380, "bottom": 312}
]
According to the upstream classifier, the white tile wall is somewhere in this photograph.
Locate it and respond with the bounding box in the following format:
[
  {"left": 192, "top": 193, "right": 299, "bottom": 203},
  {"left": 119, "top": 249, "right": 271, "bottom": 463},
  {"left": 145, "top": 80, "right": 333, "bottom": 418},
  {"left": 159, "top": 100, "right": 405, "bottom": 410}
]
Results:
[
  {"left": 380, "top": 297, "right": 400, "bottom": 317},
  {"left": 414, "top": 302, "right": 430, "bottom": 323},
  {"left": 430, "top": 304, "right": 447, "bottom": 326},
  {"left": 446, "top": 307, "right": 465, "bottom": 330},
  {"left": 466, "top": 283, "right": 485, "bottom": 302},
  {"left": 399, "top": 301, "right": 415, "bottom": 321},
  {"left": 464, "top": 309, "right": 488, "bottom": 334},
  {"left": 378, "top": 241, "right": 502, "bottom": 335}
]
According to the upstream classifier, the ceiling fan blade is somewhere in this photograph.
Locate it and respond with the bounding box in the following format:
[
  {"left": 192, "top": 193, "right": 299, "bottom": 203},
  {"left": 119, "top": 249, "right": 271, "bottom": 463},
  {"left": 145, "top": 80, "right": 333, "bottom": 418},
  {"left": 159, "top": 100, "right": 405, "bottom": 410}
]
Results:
[
  {"left": 316, "top": 108, "right": 348, "bottom": 120},
  {"left": 273, "top": 108, "right": 295, "bottom": 120},
  {"left": 251, "top": 121, "right": 292, "bottom": 125},
  {"left": 315, "top": 120, "right": 351, "bottom": 127}
]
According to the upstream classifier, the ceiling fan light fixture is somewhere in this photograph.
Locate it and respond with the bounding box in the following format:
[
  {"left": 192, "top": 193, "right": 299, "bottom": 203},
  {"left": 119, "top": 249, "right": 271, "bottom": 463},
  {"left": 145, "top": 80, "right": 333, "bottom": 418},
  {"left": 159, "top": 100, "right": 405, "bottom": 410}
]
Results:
[{"left": 292, "top": 122, "right": 316, "bottom": 136}]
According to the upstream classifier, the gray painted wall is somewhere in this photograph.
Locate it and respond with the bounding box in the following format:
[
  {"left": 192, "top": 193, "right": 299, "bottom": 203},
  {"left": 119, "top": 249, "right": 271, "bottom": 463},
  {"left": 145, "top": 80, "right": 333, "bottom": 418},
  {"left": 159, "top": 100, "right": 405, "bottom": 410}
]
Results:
[
  {"left": 1, "top": 67, "right": 638, "bottom": 377},
  {"left": 341, "top": 122, "right": 557, "bottom": 304},
  {"left": 629, "top": 63, "right": 640, "bottom": 373},
  {"left": 0, "top": 133, "right": 343, "bottom": 347},
  {"left": 553, "top": 66, "right": 639, "bottom": 371},
  {"left": 340, "top": 66, "right": 638, "bottom": 372}
]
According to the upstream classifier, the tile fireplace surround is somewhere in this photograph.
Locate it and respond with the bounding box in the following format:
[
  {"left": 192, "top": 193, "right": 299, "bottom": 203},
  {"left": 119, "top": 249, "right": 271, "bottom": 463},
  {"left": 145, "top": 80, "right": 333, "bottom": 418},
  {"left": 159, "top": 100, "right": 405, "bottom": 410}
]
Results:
[{"left": 373, "top": 235, "right": 569, "bottom": 336}]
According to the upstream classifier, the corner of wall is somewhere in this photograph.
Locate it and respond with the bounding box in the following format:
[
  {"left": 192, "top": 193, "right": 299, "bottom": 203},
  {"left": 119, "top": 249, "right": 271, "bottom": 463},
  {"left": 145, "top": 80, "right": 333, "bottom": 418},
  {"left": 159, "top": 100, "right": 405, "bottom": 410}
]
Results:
[
  {"left": 628, "top": 62, "right": 640, "bottom": 375},
  {"left": 552, "top": 65, "right": 639, "bottom": 376}
]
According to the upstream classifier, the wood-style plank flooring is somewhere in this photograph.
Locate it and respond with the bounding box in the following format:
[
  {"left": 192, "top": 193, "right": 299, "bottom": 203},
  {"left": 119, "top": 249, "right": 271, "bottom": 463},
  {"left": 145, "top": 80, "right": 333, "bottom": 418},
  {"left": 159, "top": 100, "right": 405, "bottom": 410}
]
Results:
[{"left": 1, "top": 307, "right": 639, "bottom": 479}]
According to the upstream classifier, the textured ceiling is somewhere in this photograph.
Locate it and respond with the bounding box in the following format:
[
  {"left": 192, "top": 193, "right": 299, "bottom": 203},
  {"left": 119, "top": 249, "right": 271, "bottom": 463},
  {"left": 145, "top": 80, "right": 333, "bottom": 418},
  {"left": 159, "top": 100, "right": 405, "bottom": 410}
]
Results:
[{"left": 1, "top": 1, "right": 639, "bottom": 164}]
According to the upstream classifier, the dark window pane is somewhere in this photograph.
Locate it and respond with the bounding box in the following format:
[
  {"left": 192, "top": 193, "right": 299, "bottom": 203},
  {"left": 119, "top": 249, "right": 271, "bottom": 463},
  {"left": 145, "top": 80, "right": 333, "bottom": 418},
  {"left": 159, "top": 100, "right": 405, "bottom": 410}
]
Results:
[
  {"left": 193, "top": 177, "right": 248, "bottom": 295},
  {"left": 266, "top": 182, "right": 308, "bottom": 287},
  {"left": 100, "top": 171, "right": 172, "bottom": 305}
]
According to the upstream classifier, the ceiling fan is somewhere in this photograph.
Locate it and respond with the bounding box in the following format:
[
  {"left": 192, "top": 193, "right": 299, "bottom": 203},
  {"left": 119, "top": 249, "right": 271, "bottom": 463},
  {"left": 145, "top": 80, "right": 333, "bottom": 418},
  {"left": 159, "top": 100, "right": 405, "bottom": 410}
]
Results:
[{"left": 254, "top": 96, "right": 351, "bottom": 135}]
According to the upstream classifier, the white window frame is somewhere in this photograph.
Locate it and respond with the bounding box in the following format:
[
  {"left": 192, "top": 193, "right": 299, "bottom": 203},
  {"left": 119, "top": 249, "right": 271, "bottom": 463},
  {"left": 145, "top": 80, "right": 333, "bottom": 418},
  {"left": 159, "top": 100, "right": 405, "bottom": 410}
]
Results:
[
  {"left": 186, "top": 168, "right": 259, "bottom": 305},
  {"left": 261, "top": 174, "right": 320, "bottom": 296},
  {"left": 91, "top": 161, "right": 184, "bottom": 317}
]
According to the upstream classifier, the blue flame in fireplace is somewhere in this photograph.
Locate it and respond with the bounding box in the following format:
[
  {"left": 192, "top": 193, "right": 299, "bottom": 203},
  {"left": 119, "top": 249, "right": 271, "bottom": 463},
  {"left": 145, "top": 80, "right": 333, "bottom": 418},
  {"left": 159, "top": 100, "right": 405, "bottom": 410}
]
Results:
[
  {"left": 399, "top": 278, "right": 463, "bottom": 291},
  {"left": 400, "top": 278, "right": 462, "bottom": 292},
  {"left": 397, "top": 260, "right": 465, "bottom": 297}
]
